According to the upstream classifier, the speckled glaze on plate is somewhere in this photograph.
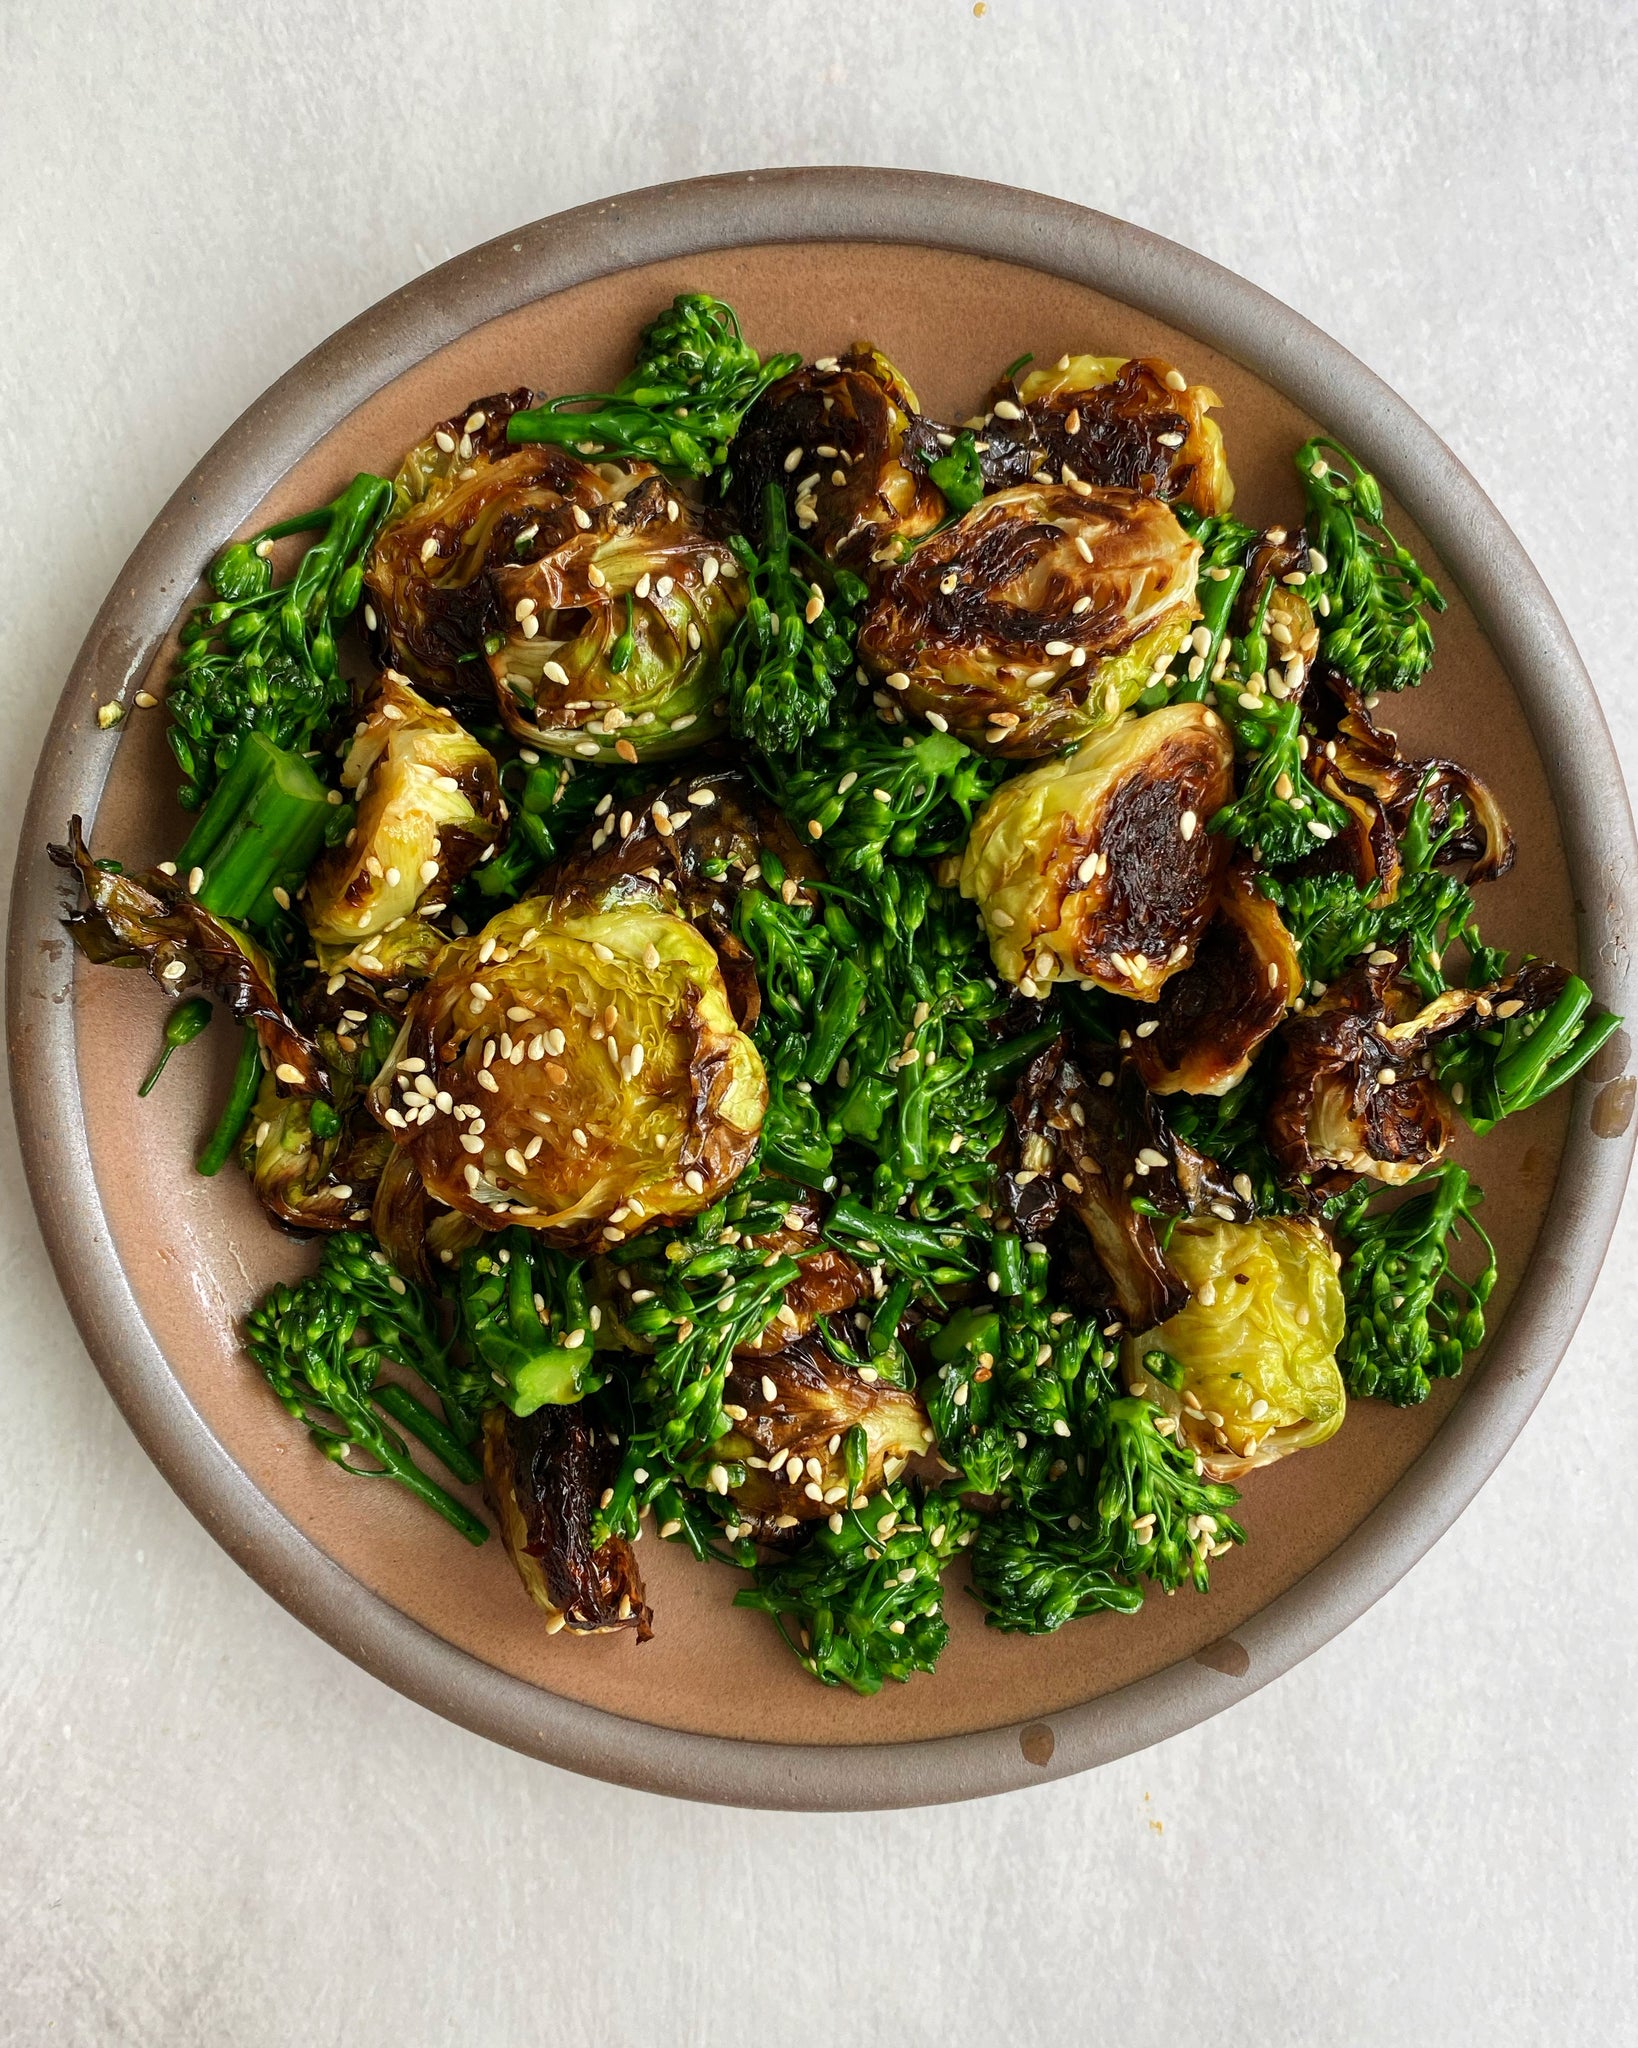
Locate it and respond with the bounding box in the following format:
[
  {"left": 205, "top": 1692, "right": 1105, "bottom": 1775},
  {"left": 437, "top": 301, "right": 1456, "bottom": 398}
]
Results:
[{"left": 10, "top": 170, "right": 1635, "bottom": 1809}]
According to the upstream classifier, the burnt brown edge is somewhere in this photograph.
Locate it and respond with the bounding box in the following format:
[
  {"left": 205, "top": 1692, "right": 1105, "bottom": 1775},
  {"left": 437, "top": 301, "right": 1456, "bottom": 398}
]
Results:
[{"left": 8, "top": 169, "right": 1634, "bottom": 1812}]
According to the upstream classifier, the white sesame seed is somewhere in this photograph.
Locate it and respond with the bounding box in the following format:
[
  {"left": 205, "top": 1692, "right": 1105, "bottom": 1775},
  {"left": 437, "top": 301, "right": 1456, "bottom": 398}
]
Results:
[
  {"left": 1179, "top": 809, "right": 1198, "bottom": 841},
  {"left": 274, "top": 1062, "right": 303, "bottom": 1085}
]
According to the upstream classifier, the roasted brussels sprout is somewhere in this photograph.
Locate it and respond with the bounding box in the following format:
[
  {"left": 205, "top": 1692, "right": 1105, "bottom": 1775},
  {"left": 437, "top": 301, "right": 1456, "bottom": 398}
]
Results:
[
  {"left": 859, "top": 484, "right": 1200, "bottom": 757},
  {"left": 303, "top": 670, "right": 501, "bottom": 975},
  {"left": 961, "top": 701, "right": 1234, "bottom": 999},
  {"left": 1267, "top": 949, "right": 1566, "bottom": 1193},
  {"left": 240, "top": 978, "right": 401, "bottom": 1230},
  {"left": 1126, "top": 1215, "right": 1346, "bottom": 1479},
  {"left": 1132, "top": 869, "right": 1301, "bottom": 1096},
  {"left": 1003, "top": 1040, "right": 1250, "bottom": 1330},
  {"left": 716, "top": 1333, "right": 934, "bottom": 1537},
  {"left": 728, "top": 345, "right": 947, "bottom": 567},
  {"left": 718, "top": 1185, "right": 868, "bottom": 1355},
  {"left": 50, "top": 817, "right": 328, "bottom": 1093},
  {"left": 371, "top": 895, "right": 765, "bottom": 1244},
  {"left": 486, "top": 466, "right": 745, "bottom": 763},
  {"left": 482, "top": 1404, "right": 651, "bottom": 1637},
  {"left": 242, "top": 1086, "right": 393, "bottom": 1231},
  {"left": 365, "top": 391, "right": 745, "bottom": 757},
  {"left": 364, "top": 390, "right": 561, "bottom": 707},
  {"left": 972, "top": 355, "right": 1234, "bottom": 515}
]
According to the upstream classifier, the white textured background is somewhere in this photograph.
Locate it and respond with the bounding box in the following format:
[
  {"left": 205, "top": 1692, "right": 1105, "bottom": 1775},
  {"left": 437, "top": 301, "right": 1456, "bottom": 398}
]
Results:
[{"left": 3, "top": 4, "right": 1635, "bottom": 2042}]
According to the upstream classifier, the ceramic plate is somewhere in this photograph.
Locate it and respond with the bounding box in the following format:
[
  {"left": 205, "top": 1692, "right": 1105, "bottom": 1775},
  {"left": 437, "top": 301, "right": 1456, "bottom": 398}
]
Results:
[{"left": 11, "top": 170, "right": 1635, "bottom": 1808}]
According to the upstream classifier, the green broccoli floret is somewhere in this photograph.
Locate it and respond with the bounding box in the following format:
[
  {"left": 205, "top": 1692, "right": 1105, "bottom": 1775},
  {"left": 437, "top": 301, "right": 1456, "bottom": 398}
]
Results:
[
  {"left": 1295, "top": 437, "right": 1446, "bottom": 694},
  {"left": 1335, "top": 1166, "right": 1495, "bottom": 1405},
  {"left": 243, "top": 1233, "right": 487, "bottom": 1544},
  {"left": 734, "top": 1480, "right": 978, "bottom": 1693},
  {"left": 969, "top": 1502, "right": 1143, "bottom": 1634},
  {"left": 1094, "top": 1396, "right": 1245, "bottom": 1594},
  {"left": 167, "top": 473, "right": 392, "bottom": 808},
  {"left": 506, "top": 292, "right": 799, "bottom": 476}
]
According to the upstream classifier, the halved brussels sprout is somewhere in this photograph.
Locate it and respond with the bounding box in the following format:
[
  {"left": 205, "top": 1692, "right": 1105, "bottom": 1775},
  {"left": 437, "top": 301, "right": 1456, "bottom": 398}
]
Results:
[
  {"left": 728, "top": 345, "right": 946, "bottom": 566},
  {"left": 716, "top": 1332, "right": 934, "bottom": 1537},
  {"left": 1126, "top": 1215, "right": 1346, "bottom": 1479},
  {"left": 482, "top": 1404, "right": 650, "bottom": 1636},
  {"left": 50, "top": 817, "right": 328, "bottom": 1093},
  {"left": 303, "top": 671, "right": 501, "bottom": 976},
  {"left": 974, "top": 355, "right": 1234, "bottom": 515},
  {"left": 1266, "top": 950, "right": 1561, "bottom": 1193},
  {"left": 240, "top": 976, "right": 401, "bottom": 1229},
  {"left": 486, "top": 468, "right": 746, "bottom": 763},
  {"left": 860, "top": 485, "right": 1200, "bottom": 758},
  {"left": 242, "top": 1084, "right": 393, "bottom": 1231},
  {"left": 1004, "top": 1039, "right": 1250, "bottom": 1330},
  {"left": 370, "top": 895, "right": 766, "bottom": 1245},
  {"left": 366, "top": 390, "right": 744, "bottom": 759},
  {"left": 961, "top": 701, "right": 1234, "bottom": 999},
  {"left": 365, "top": 389, "right": 573, "bottom": 708},
  {"left": 1132, "top": 869, "right": 1301, "bottom": 1095}
]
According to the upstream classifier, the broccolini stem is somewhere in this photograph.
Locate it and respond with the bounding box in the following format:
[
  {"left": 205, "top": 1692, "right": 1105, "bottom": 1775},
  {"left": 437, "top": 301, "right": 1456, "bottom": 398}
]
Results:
[
  {"left": 1170, "top": 562, "right": 1245, "bottom": 705},
  {"left": 196, "top": 1025, "right": 261, "bottom": 1176},
  {"left": 965, "top": 1022, "right": 1061, "bottom": 1088},
  {"left": 175, "top": 731, "right": 334, "bottom": 926},
  {"left": 335, "top": 1418, "right": 489, "bottom": 1545},
  {"left": 823, "top": 1195, "right": 978, "bottom": 1281},
  {"left": 372, "top": 1381, "right": 483, "bottom": 1487},
  {"left": 990, "top": 1229, "right": 1026, "bottom": 1297}
]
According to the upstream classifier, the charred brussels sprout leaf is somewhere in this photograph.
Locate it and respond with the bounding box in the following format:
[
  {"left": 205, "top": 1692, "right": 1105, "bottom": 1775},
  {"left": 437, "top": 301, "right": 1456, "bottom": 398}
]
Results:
[
  {"left": 50, "top": 817, "right": 328, "bottom": 1094},
  {"left": 1131, "top": 869, "right": 1301, "bottom": 1097},
  {"left": 482, "top": 1404, "right": 651, "bottom": 1636},
  {"left": 507, "top": 293, "right": 799, "bottom": 477},
  {"left": 734, "top": 1484, "right": 978, "bottom": 1693},
  {"left": 1266, "top": 951, "right": 1574, "bottom": 1193},
  {"left": 860, "top": 484, "right": 1201, "bottom": 757},
  {"left": 961, "top": 701, "right": 1233, "bottom": 999}
]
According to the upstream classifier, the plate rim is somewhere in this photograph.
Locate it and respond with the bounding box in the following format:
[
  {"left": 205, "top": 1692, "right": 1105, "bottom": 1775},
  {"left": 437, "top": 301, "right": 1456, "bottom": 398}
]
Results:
[{"left": 10, "top": 166, "right": 1634, "bottom": 1810}]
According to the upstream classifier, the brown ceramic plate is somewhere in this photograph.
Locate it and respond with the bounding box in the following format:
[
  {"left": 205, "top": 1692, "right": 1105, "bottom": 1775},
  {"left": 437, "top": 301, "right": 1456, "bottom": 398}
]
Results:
[{"left": 11, "top": 171, "right": 1635, "bottom": 1809}]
